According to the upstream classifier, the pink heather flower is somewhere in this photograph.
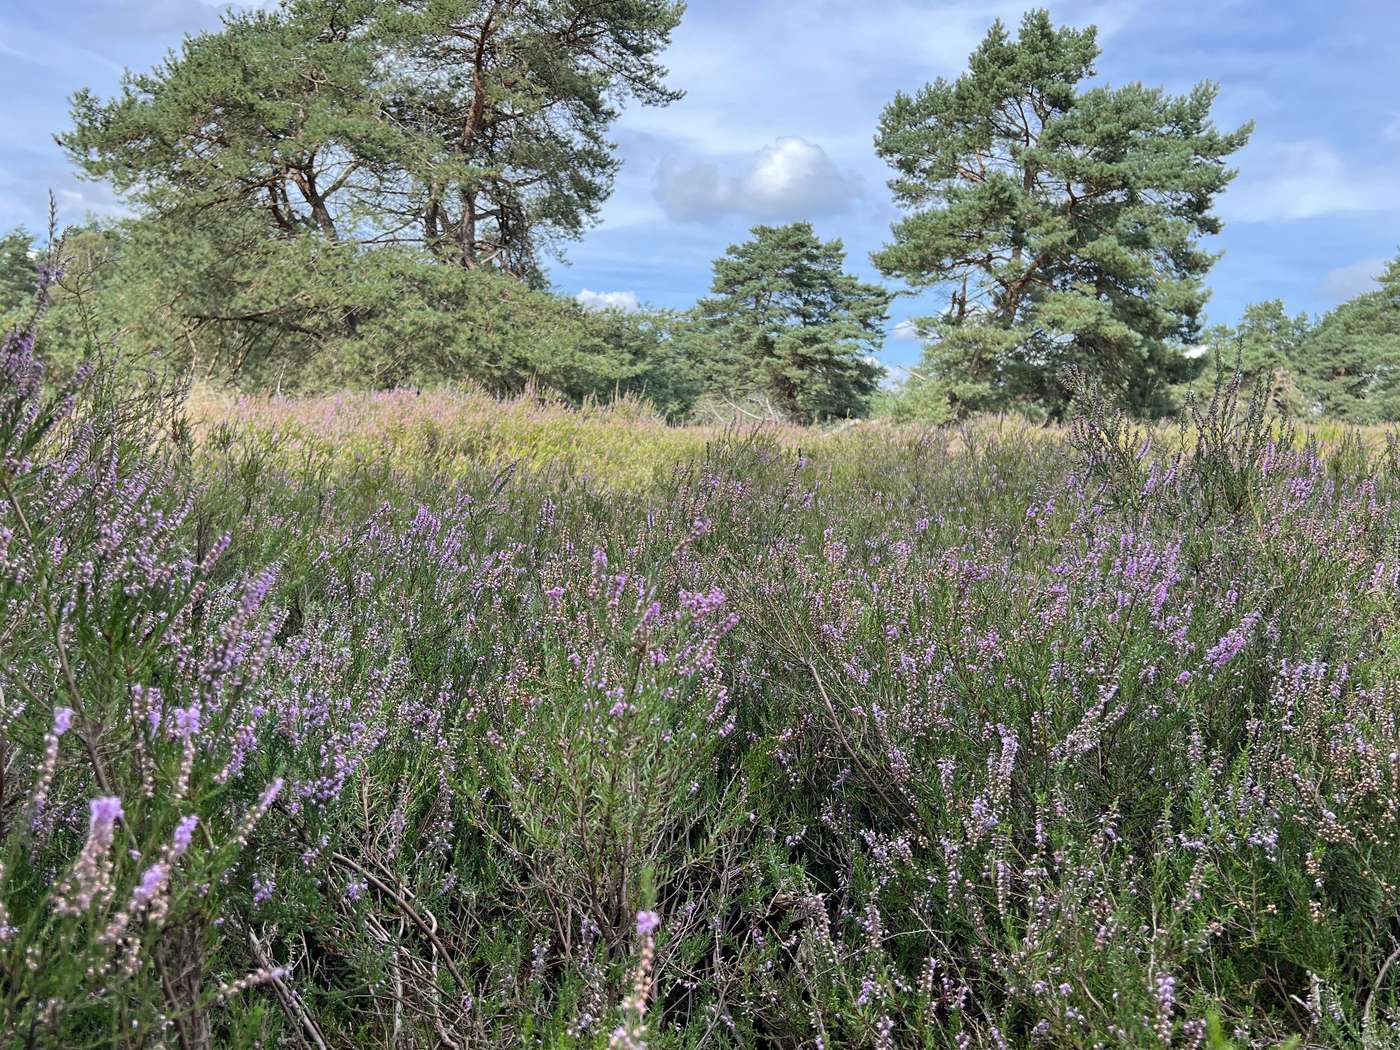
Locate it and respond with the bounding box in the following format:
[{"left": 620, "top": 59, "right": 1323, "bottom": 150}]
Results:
[
  {"left": 251, "top": 874, "right": 276, "bottom": 905},
  {"left": 53, "top": 796, "right": 124, "bottom": 916},
  {"left": 90, "top": 796, "right": 124, "bottom": 827},
  {"left": 170, "top": 704, "right": 200, "bottom": 738},
  {"left": 679, "top": 587, "right": 726, "bottom": 616},
  {"left": 260, "top": 778, "right": 285, "bottom": 809},
  {"left": 218, "top": 966, "right": 289, "bottom": 1000},
  {"left": 30, "top": 710, "right": 75, "bottom": 829},
  {"left": 635, "top": 910, "right": 661, "bottom": 937},
  {"left": 231, "top": 778, "right": 284, "bottom": 848}
]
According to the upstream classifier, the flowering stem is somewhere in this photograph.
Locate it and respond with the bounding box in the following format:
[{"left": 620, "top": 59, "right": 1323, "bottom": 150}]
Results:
[{"left": 0, "top": 472, "right": 114, "bottom": 798}]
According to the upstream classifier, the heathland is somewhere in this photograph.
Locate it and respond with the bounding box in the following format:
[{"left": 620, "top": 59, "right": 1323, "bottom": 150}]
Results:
[
  {"left": 4, "top": 2, "right": 1400, "bottom": 1046},
  {"left": 5, "top": 327, "right": 1400, "bottom": 1046}
]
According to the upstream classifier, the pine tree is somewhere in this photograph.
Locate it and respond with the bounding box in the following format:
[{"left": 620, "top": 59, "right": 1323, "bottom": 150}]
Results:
[
  {"left": 696, "top": 223, "right": 890, "bottom": 423},
  {"left": 56, "top": 0, "right": 683, "bottom": 386},
  {"left": 873, "top": 9, "right": 1251, "bottom": 419},
  {"left": 0, "top": 228, "right": 35, "bottom": 316},
  {"left": 62, "top": 0, "right": 682, "bottom": 278},
  {"left": 1297, "top": 255, "right": 1400, "bottom": 422}
]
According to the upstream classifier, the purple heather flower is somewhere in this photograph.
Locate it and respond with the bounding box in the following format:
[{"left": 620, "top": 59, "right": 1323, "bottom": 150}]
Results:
[
  {"left": 172, "top": 815, "right": 199, "bottom": 858},
  {"left": 635, "top": 910, "right": 661, "bottom": 937},
  {"left": 252, "top": 874, "right": 276, "bottom": 905},
  {"left": 132, "top": 863, "right": 169, "bottom": 906},
  {"left": 52, "top": 707, "right": 74, "bottom": 736},
  {"left": 90, "top": 796, "right": 123, "bottom": 827}
]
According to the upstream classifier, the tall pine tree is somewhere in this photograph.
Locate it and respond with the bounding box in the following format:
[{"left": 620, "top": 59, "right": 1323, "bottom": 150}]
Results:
[
  {"left": 57, "top": 0, "right": 684, "bottom": 387},
  {"left": 873, "top": 9, "right": 1251, "bottom": 419}
]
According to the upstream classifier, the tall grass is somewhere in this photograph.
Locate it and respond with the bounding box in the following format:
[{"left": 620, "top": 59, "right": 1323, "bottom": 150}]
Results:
[{"left": 6, "top": 314, "right": 1400, "bottom": 1046}]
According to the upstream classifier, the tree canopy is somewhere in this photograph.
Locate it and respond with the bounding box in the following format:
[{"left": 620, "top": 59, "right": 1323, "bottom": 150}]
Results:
[
  {"left": 54, "top": 0, "right": 686, "bottom": 394},
  {"left": 0, "top": 227, "right": 35, "bottom": 316},
  {"left": 1296, "top": 255, "right": 1400, "bottom": 423},
  {"left": 873, "top": 8, "right": 1251, "bottom": 419},
  {"left": 1182, "top": 299, "right": 1312, "bottom": 417},
  {"left": 62, "top": 0, "right": 683, "bottom": 277},
  {"left": 695, "top": 223, "right": 890, "bottom": 422}
]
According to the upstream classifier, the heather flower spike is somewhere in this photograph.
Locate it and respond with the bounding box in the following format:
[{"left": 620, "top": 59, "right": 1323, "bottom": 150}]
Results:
[{"left": 635, "top": 910, "right": 661, "bottom": 938}]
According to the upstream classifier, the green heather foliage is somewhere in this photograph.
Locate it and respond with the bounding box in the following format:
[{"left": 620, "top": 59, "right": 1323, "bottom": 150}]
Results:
[
  {"left": 874, "top": 9, "right": 1251, "bottom": 420},
  {"left": 9, "top": 281, "right": 1400, "bottom": 1047},
  {"left": 695, "top": 223, "right": 891, "bottom": 422}
]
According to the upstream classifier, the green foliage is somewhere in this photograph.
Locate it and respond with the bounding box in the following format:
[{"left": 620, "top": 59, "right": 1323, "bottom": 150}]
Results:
[
  {"left": 13, "top": 218, "right": 703, "bottom": 415},
  {"left": 1297, "top": 254, "right": 1400, "bottom": 423},
  {"left": 61, "top": 0, "right": 683, "bottom": 277},
  {"left": 695, "top": 222, "right": 890, "bottom": 422},
  {"left": 0, "top": 227, "right": 35, "bottom": 316},
  {"left": 11, "top": 308, "right": 1400, "bottom": 1044},
  {"left": 55, "top": 0, "right": 687, "bottom": 395},
  {"left": 869, "top": 368, "right": 956, "bottom": 425},
  {"left": 1179, "top": 300, "right": 1313, "bottom": 418},
  {"left": 873, "top": 8, "right": 1252, "bottom": 420}
]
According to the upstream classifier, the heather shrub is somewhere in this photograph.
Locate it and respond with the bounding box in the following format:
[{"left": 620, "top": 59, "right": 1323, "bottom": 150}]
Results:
[
  {"left": 0, "top": 276, "right": 291, "bottom": 1045},
  {"left": 7, "top": 283, "right": 1400, "bottom": 1047}
]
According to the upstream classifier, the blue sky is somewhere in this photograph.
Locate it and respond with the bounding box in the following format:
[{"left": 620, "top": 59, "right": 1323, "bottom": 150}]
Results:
[{"left": 2, "top": 0, "right": 1398, "bottom": 371}]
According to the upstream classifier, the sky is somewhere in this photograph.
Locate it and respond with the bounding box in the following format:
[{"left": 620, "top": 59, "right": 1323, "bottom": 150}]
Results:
[{"left": 1, "top": 0, "right": 1398, "bottom": 372}]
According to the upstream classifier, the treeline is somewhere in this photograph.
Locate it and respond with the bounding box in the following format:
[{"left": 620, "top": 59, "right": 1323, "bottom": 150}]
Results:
[
  {"left": 0, "top": 218, "right": 888, "bottom": 424},
  {"left": 4, "top": 3, "right": 1398, "bottom": 423}
]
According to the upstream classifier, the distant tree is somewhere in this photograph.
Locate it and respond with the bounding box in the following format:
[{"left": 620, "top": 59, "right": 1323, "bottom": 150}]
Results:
[
  {"left": 1181, "top": 299, "right": 1312, "bottom": 417},
  {"left": 0, "top": 227, "right": 35, "bottom": 314},
  {"left": 873, "top": 9, "right": 1252, "bottom": 419},
  {"left": 696, "top": 223, "right": 890, "bottom": 423},
  {"left": 57, "top": 0, "right": 684, "bottom": 385},
  {"left": 870, "top": 368, "right": 956, "bottom": 425},
  {"left": 1297, "top": 255, "right": 1400, "bottom": 422}
]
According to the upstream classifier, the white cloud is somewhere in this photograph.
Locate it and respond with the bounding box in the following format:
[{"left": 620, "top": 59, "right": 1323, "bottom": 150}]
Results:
[
  {"left": 653, "top": 137, "right": 861, "bottom": 223},
  {"left": 576, "top": 289, "right": 642, "bottom": 313},
  {"left": 1317, "top": 258, "right": 1388, "bottom": 302},
  {"left": 890, "top": 319, "right": 923, "bottom": 341},
  {"left": 1220, "top": 141, "right": 1395, "bottom": 223}
]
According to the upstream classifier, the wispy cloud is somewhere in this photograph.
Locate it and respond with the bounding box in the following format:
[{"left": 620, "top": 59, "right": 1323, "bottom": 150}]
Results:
[
  {"left": 890, "top": 319, "right": 923, "bottom": 341},
  {"left": 1219, "top": 141, "right": 1395, "bottom": 223},
  {"left": 1317, "top": 258, "right": 1387, "bottom": 302},
  {"left": 576, "top": 289, "right": 642, "bottom": 313}
]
